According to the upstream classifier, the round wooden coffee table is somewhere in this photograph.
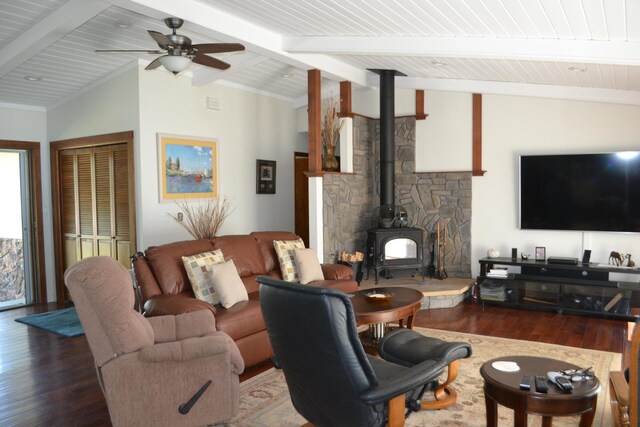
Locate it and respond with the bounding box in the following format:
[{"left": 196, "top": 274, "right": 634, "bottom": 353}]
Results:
[
  {"left": 350, "top": 287, "right": 423, "bottom": 346},
  {"left": 480, "top": 356, "right": 601, "bottom": 427}
]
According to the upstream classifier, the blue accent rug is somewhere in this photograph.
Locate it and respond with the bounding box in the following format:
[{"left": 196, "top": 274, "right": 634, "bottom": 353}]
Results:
[{"left": 15, "top": 307, "right": 84, "bottom": 338}]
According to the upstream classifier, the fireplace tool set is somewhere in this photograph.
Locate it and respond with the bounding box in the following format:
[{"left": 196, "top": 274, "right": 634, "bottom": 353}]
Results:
[{"left": 428, "top": 222, "right": 448, "bottom": 280}]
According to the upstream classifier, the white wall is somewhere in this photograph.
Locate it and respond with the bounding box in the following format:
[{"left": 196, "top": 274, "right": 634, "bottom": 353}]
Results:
[
  {"left": 0, "top": 105, "right": 51, "bottom": 298},
  {"left": 350, "top": 88, "right": 640, "bottom": 276},
  {"left": 473, "top": 95, "right": 640, "bottom": 273},
  {"left": 47, "top": 65, "right": 140, "bottom": 141},
  {"left": 138, "top": 69, "right": 298, "bottom": 247},
  {"left": 416, "top": 91, "right": 472, "bottom": 172}
]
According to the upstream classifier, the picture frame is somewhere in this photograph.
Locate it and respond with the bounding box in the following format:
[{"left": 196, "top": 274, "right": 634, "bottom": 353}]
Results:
[
  {"left": 535, "top": 246, "right": 546, "bottom": 261},
  {"left": 158, "top": 134, "right": 218, "bottom": 202},
  {"left": 256, "top": 159, "right": 276, "bottom": 194}
]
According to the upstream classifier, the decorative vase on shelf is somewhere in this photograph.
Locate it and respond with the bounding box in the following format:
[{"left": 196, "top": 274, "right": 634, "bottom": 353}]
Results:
[
  {"left": 323, "top": 145, "right": 339, "bottom": 172},
  {"left": 487, "top": 248, "right": 500, "bottom": 258}
]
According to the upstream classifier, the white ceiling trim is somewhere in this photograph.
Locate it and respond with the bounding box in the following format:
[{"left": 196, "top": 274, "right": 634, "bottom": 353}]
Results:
[
  {"left": 108, "top": 0, "right": 370, "bottom": 86},
  {"left": 283, "top": 36, "right": 640, "bottom": 66},
  {"left": 0, "top": 101, "right": 46, "bottom": 112},
  {"left": 0, "top": 0, "right": 110, "bottom": 79},
  {"left": 390, "top": 76, "right": 640, "bottom": 106}
]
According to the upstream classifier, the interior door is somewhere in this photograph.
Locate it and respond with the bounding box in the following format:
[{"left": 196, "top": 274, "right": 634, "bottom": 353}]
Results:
[
  {"left": 60, "top": 144, "right": 132, "bottom": 267},
  {"left": 52, "top": 131, "right": 136, "bottom": 302},
  {"left": 294, "top": 152, "right": 309, "bottom": 246}
]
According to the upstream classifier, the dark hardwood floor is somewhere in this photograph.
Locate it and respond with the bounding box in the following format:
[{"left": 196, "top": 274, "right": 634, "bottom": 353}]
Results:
[{"left": 0, "top": 300, "right": 630, "bottom": 426}]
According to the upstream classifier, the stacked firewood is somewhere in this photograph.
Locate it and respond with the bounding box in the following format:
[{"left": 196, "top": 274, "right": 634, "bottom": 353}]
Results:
[{"left": 339, "top": 251, "right": 364, "bottom": 263}]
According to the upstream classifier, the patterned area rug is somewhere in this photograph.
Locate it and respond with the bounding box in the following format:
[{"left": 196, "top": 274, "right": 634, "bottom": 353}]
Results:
[{"left": 229, "top": 327, "right": 620, "bottom": 427}]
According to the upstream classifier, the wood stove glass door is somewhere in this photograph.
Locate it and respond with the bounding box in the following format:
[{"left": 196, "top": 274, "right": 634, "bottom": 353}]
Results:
[{"left": 385, "top": 238, "right": 417, "bottom": 260}]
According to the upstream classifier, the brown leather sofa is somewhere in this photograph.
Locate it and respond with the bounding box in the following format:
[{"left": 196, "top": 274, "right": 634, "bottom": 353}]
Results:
[{"left": 132, "top": 231, "right": 358, "bottom": 368}]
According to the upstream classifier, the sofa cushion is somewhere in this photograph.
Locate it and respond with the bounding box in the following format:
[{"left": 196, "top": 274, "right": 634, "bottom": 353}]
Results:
[
  {"left": 214, "top": 299, "right": 265, "bottom": 340},
  {"left": 182, "top": 250, "right": 225, "bottom": 305},
  {"left": 273, "top": 238, "right": 305, "bottom": 282},
  {"left": 208, "top": 260, "right": 249, "bottom": 308},
  {"left": 211, "top": 235, "right": 267, "bottom": 277},
  {"left": 251, "top": 231, "right": 300, "bottom": 274},
  {"left": 293, "top": 248, "right": 324, "bottom": 284},
  {"left": 146, "top": 239, "right": 215, "bottom": 295}
]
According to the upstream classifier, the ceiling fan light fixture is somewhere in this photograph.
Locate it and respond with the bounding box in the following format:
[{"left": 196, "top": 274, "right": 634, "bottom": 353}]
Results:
[{"left": 159, "top": 55, "right": 191, "bottom": 74}]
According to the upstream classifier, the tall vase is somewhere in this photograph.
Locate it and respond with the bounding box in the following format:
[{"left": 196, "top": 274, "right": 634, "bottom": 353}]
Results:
[{"left": 323, "top": 145, "right": 339, "bottom": 172}]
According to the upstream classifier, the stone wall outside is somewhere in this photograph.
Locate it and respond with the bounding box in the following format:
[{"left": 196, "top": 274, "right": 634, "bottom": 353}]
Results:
[
  {"left": 323, "top": 115, "right": 472, "bottom": 277},
  {"left": 0, "top": 238, "right": 24, "bottom": 302}
]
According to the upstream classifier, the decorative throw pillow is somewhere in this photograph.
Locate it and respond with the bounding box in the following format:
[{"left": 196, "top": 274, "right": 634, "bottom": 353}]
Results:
[
  {"left": 273, "top": 238, "right": 305, "bottom": 282},
  {"left": 293, "top": 248, "right": 324, "bottom": 284},
  {"left": 182, "top": 250, "right": 225, "bottom": 305},
  {"left": 208, "top": 260, "right": 249, "bottom": 308}
]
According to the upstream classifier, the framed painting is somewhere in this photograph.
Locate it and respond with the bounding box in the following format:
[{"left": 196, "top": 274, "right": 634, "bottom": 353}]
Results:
[
  {"left": 256, "top": 159, "right": 276, "bottom": 194},
  {"left": 158, "top": 134, "right": 218, "bottom": 201}
]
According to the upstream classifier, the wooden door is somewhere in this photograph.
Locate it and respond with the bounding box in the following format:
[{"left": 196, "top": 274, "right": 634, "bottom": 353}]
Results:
[
  {"left": 51, "top": 131, "right": 136, "bottom": 302},
  {"left": 294, "top": 152, "right": 309, "bottom": 246},
  {"left": 60, "top": 144, "right": 132, "bottom": 268}
]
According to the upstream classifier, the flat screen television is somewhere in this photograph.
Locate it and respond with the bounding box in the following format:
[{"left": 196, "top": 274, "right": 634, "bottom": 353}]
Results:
[{"left": 519, "top": 152, "right": 640, "bottom": 232}]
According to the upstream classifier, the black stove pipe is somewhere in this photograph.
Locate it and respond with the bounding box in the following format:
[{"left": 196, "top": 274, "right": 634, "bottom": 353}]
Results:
[{"left": 370, "top": 69, "right": 406, "bottom": 220}]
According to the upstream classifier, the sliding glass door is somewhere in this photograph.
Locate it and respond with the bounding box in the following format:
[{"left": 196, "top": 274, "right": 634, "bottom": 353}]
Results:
[{"left": 0, "top": 150, "right": 33, "bottom": 308}]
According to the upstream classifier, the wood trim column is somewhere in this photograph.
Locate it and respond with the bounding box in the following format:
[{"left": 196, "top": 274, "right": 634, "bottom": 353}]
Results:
[
  {"left": 307, "top": 69, "right": 322, "bottom": 176},
  {"left": 338, "top": 81, "right": 354, "bottom": 118},
  {"left": 415, "top": 89, "right": 428, "bottom": 120},
  {"left": 472, "top": 93, "right": 486, "bottom": 176}
]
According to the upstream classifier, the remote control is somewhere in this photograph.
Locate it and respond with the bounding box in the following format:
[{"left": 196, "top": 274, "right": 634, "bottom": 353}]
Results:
[
  {"left": 519, "top": 375, "right": 531, "bottom": 390},
  {"left": 534, "top": 375, "right": 548, "bottom": 393},
  {"left": 547, "top": 371, "right": 574, "bottom": 392}
]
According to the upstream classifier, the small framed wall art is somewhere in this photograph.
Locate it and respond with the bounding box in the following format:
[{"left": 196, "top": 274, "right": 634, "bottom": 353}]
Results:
[
  {"left": 158, "top": 134, "right": 218, "bottom": 201},
  {"left": 535, "top": 246, "right": 546, "bottom": 261},
  {"left": 256, "top": 159, "right": 276, "bottom": 194}
]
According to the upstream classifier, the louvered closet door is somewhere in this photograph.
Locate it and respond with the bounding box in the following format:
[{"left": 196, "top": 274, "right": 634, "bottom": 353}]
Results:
[{"left": 60, "top": 144, "right": 132, "bottom": 270}]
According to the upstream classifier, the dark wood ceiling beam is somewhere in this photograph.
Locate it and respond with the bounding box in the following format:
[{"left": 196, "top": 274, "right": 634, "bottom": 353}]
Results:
[
  {"left": 415, "top": 90, "right": 428, "bottom": 120},
  {"left": 307, "top": 69, "right": 323, "bottom": 176},
  {"left": 472, "top": 93, "right": 486, "bottom": 176}
]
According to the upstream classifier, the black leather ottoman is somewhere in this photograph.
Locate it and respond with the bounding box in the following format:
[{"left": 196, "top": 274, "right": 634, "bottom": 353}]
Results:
[{"left": 379, "top": 328, "right": 472, "bottom": 410}]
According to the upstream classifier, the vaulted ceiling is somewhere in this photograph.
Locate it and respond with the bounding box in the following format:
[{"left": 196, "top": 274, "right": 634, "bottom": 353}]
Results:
[{"left": 1, "top": 0, "right": 639, "bottom": 110}]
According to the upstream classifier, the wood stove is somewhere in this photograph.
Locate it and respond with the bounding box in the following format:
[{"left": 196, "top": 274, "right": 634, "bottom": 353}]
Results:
[{"left": 366, "top": 227, "right": 424, "bottom": 284}]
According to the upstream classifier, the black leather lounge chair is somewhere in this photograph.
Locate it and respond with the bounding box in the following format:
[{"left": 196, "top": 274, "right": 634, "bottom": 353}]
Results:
[{"left": 258, "top": 276, "right": 446, "bottom": 427}]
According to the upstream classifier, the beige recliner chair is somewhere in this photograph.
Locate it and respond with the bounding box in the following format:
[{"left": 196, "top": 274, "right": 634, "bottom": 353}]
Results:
[{"left": 65, "top": 256, "right": 244, "bottom": 427}]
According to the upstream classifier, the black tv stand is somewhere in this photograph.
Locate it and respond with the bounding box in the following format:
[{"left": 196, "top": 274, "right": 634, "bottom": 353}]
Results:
[{"left": 477, "top": 257, "right": 640, "bottom": 320}]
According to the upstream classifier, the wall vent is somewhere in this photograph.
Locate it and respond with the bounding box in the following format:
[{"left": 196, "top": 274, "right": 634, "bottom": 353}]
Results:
[{"left": 206, "top": 97, "right": 221, "bottom": 111}]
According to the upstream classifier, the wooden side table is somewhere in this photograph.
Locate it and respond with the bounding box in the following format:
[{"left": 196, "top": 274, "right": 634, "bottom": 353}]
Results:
[
  {"left": 480, "top": 356, "right": 601, "bottom": 427},
  {"left": 350, "top": 287, "right": 422, "bottom": 349}
]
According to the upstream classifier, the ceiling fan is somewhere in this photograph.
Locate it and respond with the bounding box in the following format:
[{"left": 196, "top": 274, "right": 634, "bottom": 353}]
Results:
[{"left": 96, "top": 17, "right": 245, "bottom": 75}]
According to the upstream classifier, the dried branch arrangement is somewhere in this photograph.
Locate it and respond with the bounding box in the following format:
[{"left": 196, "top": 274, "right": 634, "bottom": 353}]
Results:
[
  {"left": 168, "top": 196, "right": 233, "bottom": 240},
  {"left": 321, "top": 97, "right": 344, "bottom": 148}
]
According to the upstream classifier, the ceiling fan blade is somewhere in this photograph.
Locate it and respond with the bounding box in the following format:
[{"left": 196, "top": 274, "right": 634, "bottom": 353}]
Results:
[
  {"left": 145, "top": 57, "right": 163, "bottom": 70},
  {"left": 148, "top": 30, "right": 174, "bottom": 49},
  {"left": 96, "top": 49, "right": 164, "bottom": 54},
  {"left": 192, "top": 43, "right": 245, "bottom": 54},
  {"left": 192, "top": 54, "right": 230, "bottom": 70}
]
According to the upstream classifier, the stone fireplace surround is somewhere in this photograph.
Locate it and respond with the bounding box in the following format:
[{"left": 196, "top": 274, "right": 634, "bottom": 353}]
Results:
[{"left": 323, "top": 115, "right": 471, "bottom": 278}]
